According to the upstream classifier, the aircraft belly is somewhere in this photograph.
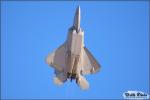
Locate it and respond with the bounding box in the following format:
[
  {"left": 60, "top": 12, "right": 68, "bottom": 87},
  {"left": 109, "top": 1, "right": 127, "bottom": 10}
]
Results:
[
  {"left": 71, "top": 33, "right": 83, "bottom": 55},
  {"left": 46, "top": 6, "right": 100, "bottom": 90}
]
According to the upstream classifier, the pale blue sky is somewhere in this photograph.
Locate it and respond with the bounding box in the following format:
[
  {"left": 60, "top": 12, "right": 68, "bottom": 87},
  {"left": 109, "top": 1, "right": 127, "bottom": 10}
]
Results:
[{"left": 1, "top": 1, "right": 149, "bottom": 99}]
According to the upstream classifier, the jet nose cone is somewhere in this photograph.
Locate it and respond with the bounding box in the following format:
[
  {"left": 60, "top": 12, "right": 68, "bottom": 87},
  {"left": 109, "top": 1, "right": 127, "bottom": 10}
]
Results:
[
  {"left": 73, "top": 6, "right": 81, "bottom": 32},
  {"left": 76, "top": 6, "right": 80, "bottom": 18},
  {"left": 77, "top": 6, "right": 80, "bottom": 13}
]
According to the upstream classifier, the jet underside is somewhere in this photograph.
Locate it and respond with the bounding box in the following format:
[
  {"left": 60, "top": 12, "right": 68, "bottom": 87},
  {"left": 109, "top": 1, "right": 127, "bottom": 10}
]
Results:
[{"left": 46, "top": 6, "right": 101, "bottom": 90}]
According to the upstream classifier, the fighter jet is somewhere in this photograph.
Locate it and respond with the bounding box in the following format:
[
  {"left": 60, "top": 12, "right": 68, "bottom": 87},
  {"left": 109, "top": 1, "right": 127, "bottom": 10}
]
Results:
[{"left": 46, "top": 6, "right": 101, "bottom": 90}]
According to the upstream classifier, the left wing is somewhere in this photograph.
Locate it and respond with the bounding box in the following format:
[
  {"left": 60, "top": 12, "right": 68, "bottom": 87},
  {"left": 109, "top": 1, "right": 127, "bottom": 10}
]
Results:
[{"left": 46, "top": 43, "right": 67, "bottom": 72}]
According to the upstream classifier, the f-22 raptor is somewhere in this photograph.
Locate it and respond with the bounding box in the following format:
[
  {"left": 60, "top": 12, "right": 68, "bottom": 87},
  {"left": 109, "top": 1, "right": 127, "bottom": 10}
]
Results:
[{"left": 46, "top": 6, "right": 101, "bottom": 90}]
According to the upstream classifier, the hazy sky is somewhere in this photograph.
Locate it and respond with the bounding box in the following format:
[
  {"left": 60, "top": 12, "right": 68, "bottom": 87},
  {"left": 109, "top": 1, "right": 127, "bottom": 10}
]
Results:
[{"left": 1, "top": 1, "right": 149, "bottom": 99}]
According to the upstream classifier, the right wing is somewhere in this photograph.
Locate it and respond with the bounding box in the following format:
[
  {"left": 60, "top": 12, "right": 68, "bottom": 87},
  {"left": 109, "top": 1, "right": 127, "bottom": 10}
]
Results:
[
  {"left": 46, "top": 43, "right": 67, "bottom": 72},
  {"left": 80, "top": 47, "right": 101, "bottom": 75}
]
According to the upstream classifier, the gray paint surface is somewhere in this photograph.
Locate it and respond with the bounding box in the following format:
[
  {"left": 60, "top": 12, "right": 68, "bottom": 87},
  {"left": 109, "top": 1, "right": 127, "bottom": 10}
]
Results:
[{"left": 46, "top": 6, "right": 101, "bottom": 90}]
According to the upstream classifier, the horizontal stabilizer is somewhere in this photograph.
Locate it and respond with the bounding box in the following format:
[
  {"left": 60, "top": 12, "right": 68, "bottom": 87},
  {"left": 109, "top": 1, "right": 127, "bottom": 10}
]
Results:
[
  {"left": 53, "top": 72, "right": 67, "bottom": 85},
  {"left": 77, "top": 75, "right": 89, "bottom": 90}
]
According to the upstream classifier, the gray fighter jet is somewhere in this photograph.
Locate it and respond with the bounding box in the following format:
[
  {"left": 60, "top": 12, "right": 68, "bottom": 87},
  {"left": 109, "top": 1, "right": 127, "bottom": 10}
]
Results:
[{"left": 46, "top": 6, "right": 101, "bottom": 90}]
